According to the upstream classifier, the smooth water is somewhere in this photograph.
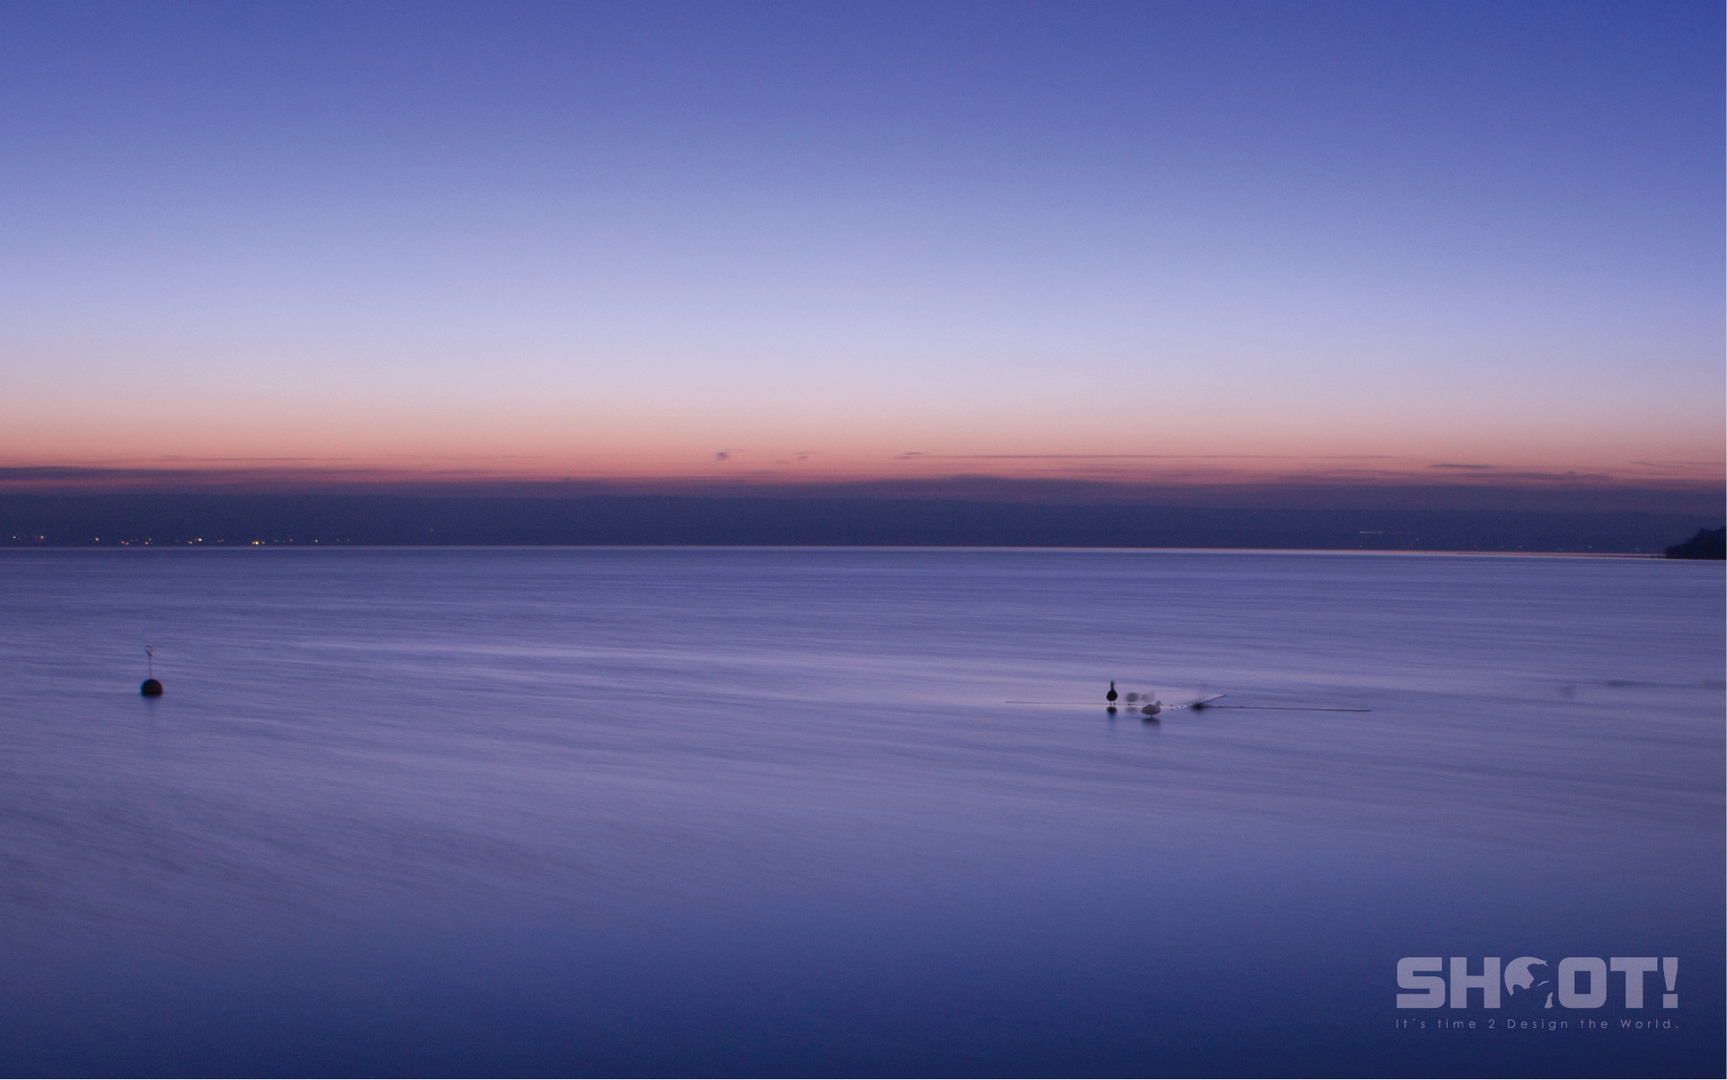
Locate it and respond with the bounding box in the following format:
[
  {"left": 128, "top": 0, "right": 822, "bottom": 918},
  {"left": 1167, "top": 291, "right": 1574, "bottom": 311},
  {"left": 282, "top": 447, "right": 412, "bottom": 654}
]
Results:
[{"left": 0, "top": 549, "right": 1720, "bottom": 1077}]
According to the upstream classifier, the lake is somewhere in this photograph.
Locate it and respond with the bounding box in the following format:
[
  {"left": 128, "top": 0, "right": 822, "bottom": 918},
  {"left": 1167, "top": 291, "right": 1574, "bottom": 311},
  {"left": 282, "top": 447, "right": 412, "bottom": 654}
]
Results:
[{"left": 0, "top": 548, "right": 1720, "bottom": 1076}]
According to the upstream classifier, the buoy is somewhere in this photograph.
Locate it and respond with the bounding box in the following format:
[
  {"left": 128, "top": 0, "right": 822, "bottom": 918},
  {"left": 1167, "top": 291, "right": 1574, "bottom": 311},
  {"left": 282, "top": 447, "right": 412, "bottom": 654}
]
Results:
[
  {"left": 140, "top": 646, "right": 163, "bottom": 697},
  {"left": 1106, "top": 680, "right": 1118, "bottom": 703}
]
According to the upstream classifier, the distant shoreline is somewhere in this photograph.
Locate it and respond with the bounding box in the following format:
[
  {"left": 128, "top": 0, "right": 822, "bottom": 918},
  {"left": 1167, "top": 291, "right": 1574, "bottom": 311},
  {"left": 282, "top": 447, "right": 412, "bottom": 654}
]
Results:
[
  {"left": 0, "top": 544, "right": 1685, "bottom": 559},
  {"left": 1, "top": 491, "right": 1719, "bottom": 557}
]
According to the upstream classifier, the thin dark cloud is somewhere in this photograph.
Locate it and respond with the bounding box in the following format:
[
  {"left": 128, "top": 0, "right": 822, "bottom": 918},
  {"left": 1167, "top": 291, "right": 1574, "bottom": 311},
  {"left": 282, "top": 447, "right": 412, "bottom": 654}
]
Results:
[
  {"left": 895, "top": 452, "right": 1401, "bottom": 462},
  {"left": 0, "top": 461, "right": 1718, "bottom": 514}
]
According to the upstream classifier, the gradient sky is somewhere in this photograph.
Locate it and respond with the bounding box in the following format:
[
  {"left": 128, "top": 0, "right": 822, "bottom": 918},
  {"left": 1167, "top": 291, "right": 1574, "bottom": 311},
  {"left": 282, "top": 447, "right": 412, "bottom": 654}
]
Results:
[{"left": 1, "top": 1, "right": 1721, "bottom": 491}]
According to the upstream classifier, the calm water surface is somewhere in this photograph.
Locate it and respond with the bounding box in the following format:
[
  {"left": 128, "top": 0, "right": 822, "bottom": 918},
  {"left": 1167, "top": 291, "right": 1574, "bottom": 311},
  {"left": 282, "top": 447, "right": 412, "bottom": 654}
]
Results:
[{"left": 0, "top": 549, "right": 1720, "bottom": 1076}]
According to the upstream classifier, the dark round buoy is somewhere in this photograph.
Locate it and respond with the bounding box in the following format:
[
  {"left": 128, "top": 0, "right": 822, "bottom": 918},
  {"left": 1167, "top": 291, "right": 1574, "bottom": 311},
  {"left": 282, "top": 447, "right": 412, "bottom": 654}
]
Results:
[{"left": 140, "top": 678, "right": 163, "bottom": 697}]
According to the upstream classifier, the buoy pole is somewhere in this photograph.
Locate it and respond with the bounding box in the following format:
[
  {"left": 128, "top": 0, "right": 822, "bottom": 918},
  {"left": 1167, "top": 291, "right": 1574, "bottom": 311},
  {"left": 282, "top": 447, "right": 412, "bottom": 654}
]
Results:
[{"left": 141, "top": 646, "right": 163, "bottom": 697}]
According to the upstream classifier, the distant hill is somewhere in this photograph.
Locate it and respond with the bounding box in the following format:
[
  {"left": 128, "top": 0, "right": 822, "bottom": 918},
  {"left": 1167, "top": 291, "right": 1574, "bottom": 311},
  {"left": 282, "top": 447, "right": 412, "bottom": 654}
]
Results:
[
  {"left": 1664, "top": 527, "right": 1726, "bottom": 560},
  {"left": 0, "top": 493, "right": 1722, "bottom": 554}
]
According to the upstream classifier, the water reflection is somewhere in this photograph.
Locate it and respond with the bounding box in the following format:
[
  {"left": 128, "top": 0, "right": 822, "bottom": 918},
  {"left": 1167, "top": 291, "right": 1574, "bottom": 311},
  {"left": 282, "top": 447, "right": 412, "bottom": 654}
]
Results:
[{"left": 0, "top": 549, "right": 1718, "bottom": 1075}]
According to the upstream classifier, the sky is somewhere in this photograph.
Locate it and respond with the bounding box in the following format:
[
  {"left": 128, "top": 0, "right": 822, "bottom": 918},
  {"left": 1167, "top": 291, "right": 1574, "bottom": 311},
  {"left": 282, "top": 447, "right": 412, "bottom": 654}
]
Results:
[{"left": 1, "top": 0, "right": 1721, "bottom": 499}]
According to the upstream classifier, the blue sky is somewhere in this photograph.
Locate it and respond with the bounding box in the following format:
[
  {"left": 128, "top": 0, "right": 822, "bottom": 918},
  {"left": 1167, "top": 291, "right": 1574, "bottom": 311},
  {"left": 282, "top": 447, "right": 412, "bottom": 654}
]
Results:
[{"left": 1, "top": 1, "right": 1720, "bottom": 490}]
